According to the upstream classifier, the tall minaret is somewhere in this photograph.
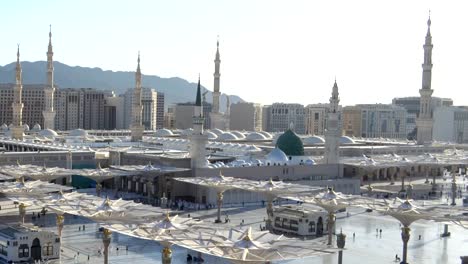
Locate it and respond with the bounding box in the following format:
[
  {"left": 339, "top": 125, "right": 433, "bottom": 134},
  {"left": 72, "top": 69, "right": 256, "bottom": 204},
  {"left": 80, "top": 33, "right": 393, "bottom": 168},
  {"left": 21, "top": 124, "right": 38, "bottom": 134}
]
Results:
[
  {"left": 190, "top": 76, "right": 208, "bottom": 171},
  {"left": 212, "top": 38, "right": 221, "bottom": 114},
  {"left": 131, "top": 52, "right": 144, "bottom": 141},
  {"left": 12, "top": 45, "right": 24, "bottom": 140},
  {"left": 324, "top": 79, "right": 341, "bottom": 164},
  {"left": 43, "top": 25, "right": 56, "bottom": 130},
  {"left": 416, "top": 14, "right": 434, "bottom": 145}
]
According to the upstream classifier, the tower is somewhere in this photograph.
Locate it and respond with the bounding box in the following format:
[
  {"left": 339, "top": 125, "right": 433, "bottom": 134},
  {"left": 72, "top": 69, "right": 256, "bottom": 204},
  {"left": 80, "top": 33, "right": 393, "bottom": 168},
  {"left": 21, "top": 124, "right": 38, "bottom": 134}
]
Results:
[
  {"left": 190, "top": 76, "right": 208, "bottom": 171},
  {"left": 210, "top": 38, "right": 227, "bottom": 130},
  {"left": 43, "top": 25, "right": 56, "bottom": 130},
  {"left": 416, "top": 14, "right": 434, "bottom": 145},
  {"left": 324, "top": 80, "right": 341, "bottom": 164},
  {"left": 12, "top": 45, "right": 24, "bottom": 140},
  {"left": 212, "top": 38, "right": 221, "bottom": 114},
  {"left": 131, "top": 52, "right": 144, "bottom": 141}
]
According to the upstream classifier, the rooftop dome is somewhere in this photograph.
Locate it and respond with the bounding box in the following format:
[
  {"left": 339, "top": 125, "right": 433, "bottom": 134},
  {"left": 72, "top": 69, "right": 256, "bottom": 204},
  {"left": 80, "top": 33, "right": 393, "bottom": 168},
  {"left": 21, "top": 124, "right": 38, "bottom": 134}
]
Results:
[
  {"left": 340, "top": 136, "right": 355, "bottom": 144},
  {"left": 302, "top": 135, "right": 325, "bottom": 145},
  {"left": 246, "top": 132, "right": 267, "bottom": 141},
  {"left": 266, "top": 147, "right": 289, "bottom": 164},
  {"left": 230, "top": 131, "right": 246, "bottom": 139},
  {"left": 258, "top": 131, "right": 273, "bottom": 139},
  {"left": 181, "top": 128, "right": 193, "bottom": 136},
  {"left": 38, "top": 129, "right": 58, "bottom": 138},
  {"left": 155, "top": 129, "right": 174, "bottom": 137},
  {"left": 204, "top": 131, "right": 218, "bottom": 140},
  {"left": 276, "top": 129, "right": 304, "bottom": 156},
  {"left": 23, "top": 124, "right": 30, "bottom": 131},
  {"left": 69, "top": 129, "right": 88, "bottom": 137},
  {"left": 211, "top": 128, "right": 224, "bottom": 136},
  {"left": 219, "top": 132, "right": 238, "bottom": 141},
  {"left": 1, "top": 124, "right": 8, "bottom": 131},
  {"left": 32, "top": 124, "right": 41, "bottom": 132}
]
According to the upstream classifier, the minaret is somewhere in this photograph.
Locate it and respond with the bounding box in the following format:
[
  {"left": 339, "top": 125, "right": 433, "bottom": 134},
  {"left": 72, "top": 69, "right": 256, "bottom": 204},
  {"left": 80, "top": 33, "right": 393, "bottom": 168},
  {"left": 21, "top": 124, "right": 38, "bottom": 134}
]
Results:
[
  {"left": 225, "top": 95, "right": 230, "bottom": 130},
  {"left": 43, "top": 25, "right": 56, "bottom": 130},
  {"left": 12, "top": 45, "right": 24, "bottom": 140},
  {"left": 131, "top": 52, "right": 144, "bottom": 141},
  {"left": 212, "top": 38, "right": 221, "bottom": 114},
  {"left": 190, "top": 76, "right": 208, "bottom": 171},
  {"left": 324, "top": 79, "right": 341, "bottom": 164},
  {"left": 416, "top": 14, "right": 434, "bottom": 145}
]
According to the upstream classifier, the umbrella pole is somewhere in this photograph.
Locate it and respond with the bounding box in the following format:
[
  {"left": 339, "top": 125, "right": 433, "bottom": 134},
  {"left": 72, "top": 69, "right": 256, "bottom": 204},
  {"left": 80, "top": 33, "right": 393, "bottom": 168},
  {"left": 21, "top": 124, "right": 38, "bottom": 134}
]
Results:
[
  {"left": 215, "top": 191, "right": 224, "bottom": 223},
  {"left": 161, "top": 245, "right": 172, "bottom": 264},
  {"left": 266, "top": 196, "right": 274, "bottom": 230},
  {"left": 18, "top": 203, "right": 26, "bottom": 224},
  {"left": 102, "top": 229, "right": 112, "bottom": 264},
  {"left": 401, "top": 226, "right": 411, "bottom": 264},
  {"left": 327, "top": 211, "right": 336, "bottom": 245}
]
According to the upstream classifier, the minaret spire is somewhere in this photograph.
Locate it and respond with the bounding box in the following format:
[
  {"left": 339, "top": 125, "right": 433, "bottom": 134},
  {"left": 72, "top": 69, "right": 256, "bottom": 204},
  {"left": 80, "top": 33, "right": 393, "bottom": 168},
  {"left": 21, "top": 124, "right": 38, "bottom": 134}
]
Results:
[
  {"left": 212, "top": 37, "right": 221, "bottom": 113},
  {"left": 12, "top": 44, "right": 24, "bottom": 140},
  {"left": 416, "top": 13, "right": 434, "bottom": 145},
  {"left": 43, "top": 25, "right": 56, "bottom": 130},
  {"left": 131, "top": 52, "right": 144, "bottom": 141},
  {"left": 324, "top": 78, "right": 341, "bottom": 164},
  {"left": 190, "top": 74, "right": 208, "bottom": 171}
]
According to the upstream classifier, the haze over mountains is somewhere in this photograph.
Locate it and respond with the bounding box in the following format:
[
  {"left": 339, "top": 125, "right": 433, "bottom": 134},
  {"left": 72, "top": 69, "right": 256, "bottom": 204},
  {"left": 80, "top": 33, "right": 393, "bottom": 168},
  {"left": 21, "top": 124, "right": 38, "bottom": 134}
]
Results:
[{"left": 0, "top": 61, "right": 243, "bottom": 111}]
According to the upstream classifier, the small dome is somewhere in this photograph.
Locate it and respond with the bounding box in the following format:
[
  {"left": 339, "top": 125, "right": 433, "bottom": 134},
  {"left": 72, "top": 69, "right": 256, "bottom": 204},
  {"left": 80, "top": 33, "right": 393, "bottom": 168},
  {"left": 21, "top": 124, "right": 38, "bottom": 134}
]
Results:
[
  {"left": 219, "top": 132, "right": 238, "bottom": 141},
  {"left": 1, "top": 124, "right": 8, "bottom": 131},
  {"left": 32, "top": 124, "right": 41, "bottom": 132},
  {"left": 181, "top": 128, "right": 193, "bottom": 136},
  {"left": 302, "top": 135, "right": 325, "bottom": 145},
  {"left": 69, "top": 129, "right": 88, "bottom": 137},
  {"left": 38, "top": 129, "right": 58, "bottom": 138},
  {"left": 276, "top": 129, "right": 304, "bottom": 156},
  {"left": 246, "top": 132, "right": 267, "bottom": 141},
  {"left": 266, "top": 147, "right": 289, "bottom": 164},
  {"left": 211, "top": 128, "right": 224, "bottom": 136},
  {"left": 258, "top": 131, "right": 273, "bottom": 139},
  {"left": 340, "top": 136, "right": 355, "bottom": 144},
  {"left": 204, "top": 131, "right": 218, "bottom": 139},
  {"left": 8, "top": 124, "right": 13, "bottom": 129},
  {"left": 23, "top": 124, "right": 30, "bottom": 131},
  {"left": 230, "top": 131, "right": 246, "bottom": 139},
  {"left": 305, "top": 158, "right": 315, "bottom": 165},
  {"left": 155, "top": 129, "right": 174, "bottom": 137}
]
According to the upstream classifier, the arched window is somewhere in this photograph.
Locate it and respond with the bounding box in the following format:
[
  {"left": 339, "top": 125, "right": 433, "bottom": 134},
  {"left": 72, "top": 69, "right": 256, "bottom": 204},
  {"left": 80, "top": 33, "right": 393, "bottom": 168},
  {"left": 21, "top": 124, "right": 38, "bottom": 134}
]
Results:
[
  {"left": 309, "top": 221, "right": 316, "bottom": 233},
  {"left": 43, "top": 242, "right": 53, "bottom": 256}
]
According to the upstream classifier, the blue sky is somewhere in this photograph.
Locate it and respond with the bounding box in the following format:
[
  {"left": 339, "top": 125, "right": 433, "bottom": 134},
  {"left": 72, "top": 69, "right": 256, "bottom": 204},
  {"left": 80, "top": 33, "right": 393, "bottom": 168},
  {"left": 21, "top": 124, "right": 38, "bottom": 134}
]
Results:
[{"left": 1, "top": 0, "right": 467, "bottom": 106}]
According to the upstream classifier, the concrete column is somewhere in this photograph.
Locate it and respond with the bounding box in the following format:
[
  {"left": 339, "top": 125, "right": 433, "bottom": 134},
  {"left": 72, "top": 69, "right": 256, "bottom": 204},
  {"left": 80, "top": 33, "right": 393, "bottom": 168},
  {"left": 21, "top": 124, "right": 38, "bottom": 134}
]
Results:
[
  {"left": 18, "top": 203, "right": 26, "bottom": 224},
  {"left": 327, "top": 211, "right": 336, "bottom": 245},
  {"left": 161, "top": 245, "right": 172, "bottom": 264},
  {"left": 266, "top": 196, "right": 274, "bottom": 230},
  {"left": 336, "top": 232, "right": 346, "bottom": 264},
  {"left": 425, "top": 166, "right": 430, "bottom": 184},
  {"left": 441, "top": 224, "right": 451, "bottom": 237},
  {"left": 451, "top": 174, "right": 457, "bottom": 206},
  {"left": 215, "top": 190, "right": 224, "bottom": 223},
  {"left": 102, "top": 229, "right": 112, "bottom": 264},
  {"left": 56, "top": 214, "right": 64, "bottom": 238},
  {"left": 401, "top": 226, "right": 411, "bottom": 264}
]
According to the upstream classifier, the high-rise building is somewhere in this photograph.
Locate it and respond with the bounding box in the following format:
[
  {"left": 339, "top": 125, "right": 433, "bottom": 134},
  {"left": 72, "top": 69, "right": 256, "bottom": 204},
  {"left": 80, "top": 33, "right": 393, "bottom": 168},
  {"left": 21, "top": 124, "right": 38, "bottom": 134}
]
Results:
[
  {"left": 43, "top": 26, "right": 56, "bottom": 130},
  {"left": 156, "top": 93, "right": 165, "bottom": 129},
  {"left": 123, "top": 88, "right": 159, "bottom": 130},
  {"left": 305, "top": 104, "right": 330, "bottom": 135},
  {"left": 433, "top": 106, "right": 468, "bottom": 143},
  {"left": 55, "top": 88, "right": 112, "bottom": 130},
  {"left": 416, "top": 15, "right": 434, "bottom": 144},
  {"left": 164, "top": 106, "right": 175, "bottom": 129},
  {"left": 265, "top": 103, "right": 305, "bottom": 134},
  {"left": 229, "top": 102, "right": 263, "bottom": 131},
  {"left": 104, "top": 95, "right": 125, "bottom": 130},
  {"left": 342, "top": 104, "right": 407, "bottom": 139},
  {"left": 174, "top": 102, "right": 211, "bottom": 130}
]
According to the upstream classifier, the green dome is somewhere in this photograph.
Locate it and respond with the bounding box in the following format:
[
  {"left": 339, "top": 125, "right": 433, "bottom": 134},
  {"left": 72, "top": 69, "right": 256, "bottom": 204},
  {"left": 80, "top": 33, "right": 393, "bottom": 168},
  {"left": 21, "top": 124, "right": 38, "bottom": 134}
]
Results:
[{"left": 275, "top": 129, "right": 304, "bottom": 156}]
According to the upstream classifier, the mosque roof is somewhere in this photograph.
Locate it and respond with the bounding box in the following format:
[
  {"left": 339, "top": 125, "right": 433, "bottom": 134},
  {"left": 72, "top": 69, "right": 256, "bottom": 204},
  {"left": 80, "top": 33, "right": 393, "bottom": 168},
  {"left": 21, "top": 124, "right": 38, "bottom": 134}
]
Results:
[{"left": 276, "top": 129, "right": 304, "bottom": 156}]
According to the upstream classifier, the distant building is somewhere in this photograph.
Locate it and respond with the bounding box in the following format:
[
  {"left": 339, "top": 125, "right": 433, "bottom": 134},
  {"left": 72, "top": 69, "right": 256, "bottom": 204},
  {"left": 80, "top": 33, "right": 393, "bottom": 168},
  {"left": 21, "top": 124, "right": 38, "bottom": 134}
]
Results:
[
  {"left": 433, "top": 106, "right": 468, "bottom": 143},
  {"left": 342, "top": 104, "right": 407, "bottom": 139},
  {"left": 156, "top": 93, "right": 165, "bottom": 129},
  {"left": 229, "top": 102, "right": 262, "bottom": 131},
  {"left": 123, "top": 88, "right": 159, "bottom": 130},
  {"left": 174, "top": 102, "right": 211, "bottom": 130},
  {"left": 305, "top": 104, "right": 330, "bottom": 135},
  {"left": 0, "top": 84, "right": 45, "bottom": 128},
  {"left": 55, "top": 88, "right": 112, "bottom": 130},
  {"left": 265, "top": 103, "right": 305, "bottom": 134},
  {"left": 261, "top": 105, "right": 271, "bottom": 131},
  {"left": 104, "top": 95, "right": 125, "bottom": 129},
  {"left": 164, "top": 106, "right": 175, "bottom": 129}
]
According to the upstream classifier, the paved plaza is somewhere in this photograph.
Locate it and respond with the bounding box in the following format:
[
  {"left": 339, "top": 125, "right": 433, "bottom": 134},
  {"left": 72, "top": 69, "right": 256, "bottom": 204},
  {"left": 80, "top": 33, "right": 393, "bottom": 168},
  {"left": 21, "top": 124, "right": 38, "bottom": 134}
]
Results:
[{"left": 1, "top": 197, "right": 467, "bottom": 264}]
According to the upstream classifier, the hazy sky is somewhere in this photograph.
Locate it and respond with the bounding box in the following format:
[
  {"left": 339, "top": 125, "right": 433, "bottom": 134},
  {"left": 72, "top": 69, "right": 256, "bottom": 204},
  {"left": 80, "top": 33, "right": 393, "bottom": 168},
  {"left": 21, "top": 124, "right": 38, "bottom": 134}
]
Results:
[{"left": 1, "top": 0, "right": 467, "bottom": 106}]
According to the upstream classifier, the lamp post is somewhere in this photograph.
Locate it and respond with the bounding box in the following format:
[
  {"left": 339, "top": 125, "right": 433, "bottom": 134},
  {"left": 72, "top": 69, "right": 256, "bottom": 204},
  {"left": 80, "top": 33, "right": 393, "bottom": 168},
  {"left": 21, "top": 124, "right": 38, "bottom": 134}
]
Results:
[
  {"left": 451, "top": 172, "right": 457, "bottom": 206},
  {"left": 401, "top": 226, "right": 411, "bottom": 264},
  {"left": 102, "top": 229, "right": 112, "bottom": 264},
  {"left": 336, "top": 231, "right": 346, "bottom": 264},
  {"left": 161, "top": 245, "right": 172, "bottom": 264},
  {"left": 327, "top": 211, "right": 336, "bottom": 245},
  {"left": 215, "top": 191, "right": 224, "bottom": 223}
]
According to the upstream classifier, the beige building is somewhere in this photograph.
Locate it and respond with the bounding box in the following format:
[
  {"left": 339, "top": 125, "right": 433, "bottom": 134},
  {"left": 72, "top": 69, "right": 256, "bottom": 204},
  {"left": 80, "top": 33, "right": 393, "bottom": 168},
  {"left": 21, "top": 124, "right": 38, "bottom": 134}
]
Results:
[
  {"left": 164, "top": 106, "right": 175, "bottom": 129},
  {"left": 104, "top": 95, "right": 125, "bottom": 129},
  {"left": 266, "top": 103, "right": 306, "bottom": 134},
  {"left": 305, "top": 104, "right": 329, "bottom": 135},
  {"left": 156, "top": 93, "right": 165, "bottom": 129},
  {"left": 174, "top": 104, "right": 195, "bottom": 129},
  {"left": 229, "top": 102, "right": 262, "bottom": 131},
  {"left": 342, "top": 106, "right": 362, "bottom": 137},
  {"left": 123, "top": 88, "right": 159, "bottom": 130}
]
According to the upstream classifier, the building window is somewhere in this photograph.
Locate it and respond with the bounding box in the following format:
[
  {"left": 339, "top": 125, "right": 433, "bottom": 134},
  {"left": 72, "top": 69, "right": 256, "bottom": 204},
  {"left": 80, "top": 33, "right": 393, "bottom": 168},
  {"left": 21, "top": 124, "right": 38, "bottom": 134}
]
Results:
[
  {"left": 43, "top": 243, "right": 54, "bottom": 256},
  {"left": 18, "top": 244, "right": 29, "bottom": 258}
]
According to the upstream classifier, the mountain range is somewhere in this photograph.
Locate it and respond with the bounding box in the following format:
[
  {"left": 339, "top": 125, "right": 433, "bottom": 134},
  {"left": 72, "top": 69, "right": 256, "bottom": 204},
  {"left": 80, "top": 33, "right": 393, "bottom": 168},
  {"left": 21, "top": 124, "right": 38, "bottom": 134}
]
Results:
[{"left": 0, "top": 61, "right": 243, "bottom": 111}]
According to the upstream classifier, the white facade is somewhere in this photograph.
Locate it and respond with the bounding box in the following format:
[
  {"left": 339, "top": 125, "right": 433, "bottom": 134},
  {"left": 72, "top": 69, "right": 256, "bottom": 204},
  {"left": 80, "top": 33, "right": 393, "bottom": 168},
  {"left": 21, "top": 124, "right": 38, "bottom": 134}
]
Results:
[
  {"left": 123, "top": 88, "right": 158, "bottom": 130},
  {"left": 229, "top": 102, "right": 263, "bottom": 131},
  {"left": 433, "top": 106, "right": 468, "bottom": 143},
  {"left": 355, "top": 104, "right": 408, "bottom": 139},
  {"left": 272, "top": 206, "right": 327, "bottom": 237},
  {"left": 104, "top": 96, "right": 125, "bottom": 129}
]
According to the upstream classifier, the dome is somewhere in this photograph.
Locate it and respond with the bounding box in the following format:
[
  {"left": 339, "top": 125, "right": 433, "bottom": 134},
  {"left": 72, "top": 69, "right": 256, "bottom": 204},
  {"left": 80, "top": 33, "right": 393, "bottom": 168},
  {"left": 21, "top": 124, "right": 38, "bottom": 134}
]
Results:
[
  {"left": 8, "top": 124, "right": 13, "bottom": 129},
  {"left": 211, "top": 128, "right": 224, "bottom": 136},
  {"left": 231, "top": 131, "right": 246, "bottom": 139},
  {"left": 219, "top": 132, "right": 239, "bottom": 141},
  {"left": 23, "top": 124, "right": 30, "bottom": 131},
  {"left": 38, "top": 129, "right": 58, "bottom": 138},
  {"left": 258, "top": 131, "right": 273, "bottom": 139},
  {"left": 204, "top": 131, "right": 218, "bottom": 140},
  {"left": 181, "top": 128, "right": 193, "bottom": 136},
  {"left": 69, "top": 129, "right": 88, "bottom": 137},
  {"left": 276, "top": 129, "right": 304, "bottom": 156},
  {"left": 155, "top": 129, "right": 174, "bottom": 137},
  {"left": 305, "top": 158, "right": 315, "bottom": 166},
  {"left": 32, "top": 124, "right": 41, "bottom": 132},
  {"left": 265, "top": 147, "right": 289, "bottom": 164},
  {"left": 1, "top": 124, "right": 8, "bottom": 131},
  {"left": 340, "top": 136, "right": 355, "bottom": 144},
  {"left": 246, "top": 132, "right": 267, "bottom": 141},
  {"left": 302, "top": 135, "right": 325, "bottom": 145}
]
